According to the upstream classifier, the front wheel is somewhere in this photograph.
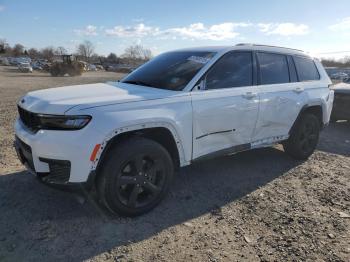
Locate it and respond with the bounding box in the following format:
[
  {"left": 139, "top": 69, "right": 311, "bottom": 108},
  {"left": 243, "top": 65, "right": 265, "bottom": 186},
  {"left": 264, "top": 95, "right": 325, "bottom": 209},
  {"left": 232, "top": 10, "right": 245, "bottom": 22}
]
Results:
[
  {"left": 283, "top": 113, "right": 320, "bottom": 160},
  {"left": 97, "top": 137, "right": 174, "bottom": 216}
]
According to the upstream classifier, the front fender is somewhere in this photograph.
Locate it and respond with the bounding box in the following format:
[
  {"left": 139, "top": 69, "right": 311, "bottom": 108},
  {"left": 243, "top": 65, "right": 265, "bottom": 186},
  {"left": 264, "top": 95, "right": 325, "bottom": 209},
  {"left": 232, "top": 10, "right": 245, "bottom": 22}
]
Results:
[
  {"left": 90, "top": 121, "right": 190, "bottom": 171},
  {"left": 71, "top": 94, "right": 193, "bottom": 170}
]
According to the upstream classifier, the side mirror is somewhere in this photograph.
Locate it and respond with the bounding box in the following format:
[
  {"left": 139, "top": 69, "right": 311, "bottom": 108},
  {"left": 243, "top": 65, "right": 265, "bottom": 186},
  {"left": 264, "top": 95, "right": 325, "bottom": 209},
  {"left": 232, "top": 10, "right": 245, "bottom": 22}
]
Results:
[{"left": 193, "top": 79, "right": 205, "bottom": 91}]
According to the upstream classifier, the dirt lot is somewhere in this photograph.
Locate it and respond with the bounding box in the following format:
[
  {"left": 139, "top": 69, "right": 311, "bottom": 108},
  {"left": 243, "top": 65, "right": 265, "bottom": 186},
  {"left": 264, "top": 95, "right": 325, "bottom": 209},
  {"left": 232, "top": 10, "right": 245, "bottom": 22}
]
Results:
[{"left": 0, "top": 66, "right": 349, "bottom": 262}]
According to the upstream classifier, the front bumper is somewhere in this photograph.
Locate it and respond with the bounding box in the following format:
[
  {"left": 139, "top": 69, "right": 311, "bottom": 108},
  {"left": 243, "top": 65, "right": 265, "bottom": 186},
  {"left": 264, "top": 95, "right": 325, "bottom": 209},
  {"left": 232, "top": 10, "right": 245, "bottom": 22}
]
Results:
[
  {"left": 14, "top": 118, "right": 104, "bottom": 184},
  {"left": 14, "top": 135, "right": 94, "bottom": 191}
]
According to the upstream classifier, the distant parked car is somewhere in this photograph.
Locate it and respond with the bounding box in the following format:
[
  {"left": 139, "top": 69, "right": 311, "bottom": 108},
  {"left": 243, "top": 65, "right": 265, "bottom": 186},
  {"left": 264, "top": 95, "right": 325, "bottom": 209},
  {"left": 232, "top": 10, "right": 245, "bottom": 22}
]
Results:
[
  {"left": 9, "top": 57, "right": 31, "bottom": 66},
  {"left": 104, "top": 64, "right": 135, "bottom": 73},
  {"left": 8, "top": 57, "right": 19, "bottom": 65},
  {"left": 331, "top": 72, "right": 349, "bottom": 81},
  {"left": 18, "top": 62, "right": 33, "bottom": 73},
  {"left": 0, "top": 57, "right": 10, "bottom": 66},
  {"left": 87, "top": 64, "right": 97, "bottom": 71},
  {"left": 331, "top": 83, "right": 350, "bottom": 122},
  {"left": 79, "top": 61, "right": 88, "bottom": 71},
  {"left": 31, "top": 61, "right": 43, "bottom": 70},
  {"left": 105, "top": 64, "right": 118, "bottom": 71}
]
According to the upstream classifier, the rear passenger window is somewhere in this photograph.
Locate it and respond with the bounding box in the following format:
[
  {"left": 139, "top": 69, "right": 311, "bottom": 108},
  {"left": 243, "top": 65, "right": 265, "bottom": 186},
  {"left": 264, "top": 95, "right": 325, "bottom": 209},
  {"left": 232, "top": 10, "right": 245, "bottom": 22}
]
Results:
[
  {"left": 205, "top": 52, "right": 253, "bottom": 90},
  {"left": 293, "top": 56, "right": 320, "bottom": 81},
  {"left": 257, "top": 53, "right": 290, "bottom": 85}
]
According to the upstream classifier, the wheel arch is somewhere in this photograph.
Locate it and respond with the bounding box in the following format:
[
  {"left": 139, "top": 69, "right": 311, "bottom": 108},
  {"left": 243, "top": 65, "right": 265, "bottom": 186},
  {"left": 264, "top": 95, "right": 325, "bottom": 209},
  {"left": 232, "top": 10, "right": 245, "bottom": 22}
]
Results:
[
  {"left": 289, "top": 104, "right": 323, "bottom": 135},
  {"left": 92, "top": 123, "right": 187, "bottom": 177}
]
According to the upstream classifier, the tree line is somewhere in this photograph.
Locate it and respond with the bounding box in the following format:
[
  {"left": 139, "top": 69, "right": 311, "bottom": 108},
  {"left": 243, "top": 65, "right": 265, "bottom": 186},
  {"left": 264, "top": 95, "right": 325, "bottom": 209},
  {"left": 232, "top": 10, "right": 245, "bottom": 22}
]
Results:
[
  {"left": 3, "top": 38, "right": 349, "bottom": 68},
  {"left": 320, "top": 57, "right": 350, "bottom": 68},
  {"left": 0, "top": 39, "right": 153, "bottom": 65}
]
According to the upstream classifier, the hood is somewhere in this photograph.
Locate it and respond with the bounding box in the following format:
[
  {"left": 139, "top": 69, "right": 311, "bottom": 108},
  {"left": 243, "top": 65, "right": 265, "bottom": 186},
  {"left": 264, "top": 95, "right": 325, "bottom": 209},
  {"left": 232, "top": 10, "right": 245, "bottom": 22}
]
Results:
[{"left": 19, "top": 82, "right": 178, "bottom": 114}]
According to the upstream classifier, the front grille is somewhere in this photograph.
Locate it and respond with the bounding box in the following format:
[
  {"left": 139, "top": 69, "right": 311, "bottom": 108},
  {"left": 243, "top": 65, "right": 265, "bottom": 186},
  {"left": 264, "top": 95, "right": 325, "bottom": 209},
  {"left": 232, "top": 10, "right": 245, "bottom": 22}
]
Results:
[
  {"left": 17, "top": 106, "right": 40, "bottom": 132},
  {"left": 39, "top": 158, "right": 71, "bottom": 184}
]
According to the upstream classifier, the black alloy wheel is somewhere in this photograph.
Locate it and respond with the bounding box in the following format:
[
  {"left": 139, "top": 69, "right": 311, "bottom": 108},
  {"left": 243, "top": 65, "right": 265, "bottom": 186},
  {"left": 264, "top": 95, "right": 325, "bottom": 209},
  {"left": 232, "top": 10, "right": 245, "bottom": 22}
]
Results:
[
  {"left": 97, "top": 137, "right": 174, "bottom": 216},
  {"left": 116, "top": 153, "right": 166, "bottom": 209}
]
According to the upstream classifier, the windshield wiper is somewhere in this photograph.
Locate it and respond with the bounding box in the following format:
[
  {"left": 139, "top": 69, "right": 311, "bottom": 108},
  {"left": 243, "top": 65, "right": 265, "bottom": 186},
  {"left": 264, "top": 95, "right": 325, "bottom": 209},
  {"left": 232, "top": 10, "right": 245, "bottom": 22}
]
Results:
[{"left": 122, "top": 80, "right": 154, "bottom": 87}]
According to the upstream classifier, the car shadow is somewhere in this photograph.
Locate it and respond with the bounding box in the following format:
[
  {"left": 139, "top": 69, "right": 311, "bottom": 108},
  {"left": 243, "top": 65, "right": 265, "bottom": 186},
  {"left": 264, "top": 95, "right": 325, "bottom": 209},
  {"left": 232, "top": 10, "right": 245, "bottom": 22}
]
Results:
[
  {"left": 0, "top": 147, "right": 300, "bottom": 261},
  {"left": 318, "top": 121, "right": 350, "bottom": 156}
]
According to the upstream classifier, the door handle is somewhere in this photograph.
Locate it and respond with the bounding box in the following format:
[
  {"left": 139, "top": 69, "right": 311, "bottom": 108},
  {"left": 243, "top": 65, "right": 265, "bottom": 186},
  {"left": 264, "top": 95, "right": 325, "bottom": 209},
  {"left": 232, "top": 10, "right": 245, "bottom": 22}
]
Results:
[
  {"left": 294, "top": 87, "right": 304, "bottom": 93},
  {"left": 242, "top": 92, "right": 257, "bottom": 99}
]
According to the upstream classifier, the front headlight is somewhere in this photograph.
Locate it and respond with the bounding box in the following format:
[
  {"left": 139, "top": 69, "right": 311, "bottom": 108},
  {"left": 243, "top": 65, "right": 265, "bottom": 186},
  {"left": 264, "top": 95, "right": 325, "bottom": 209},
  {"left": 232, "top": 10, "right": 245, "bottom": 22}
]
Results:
[{"left": 37, "top": 114, "right": 92, "bottom": 130}]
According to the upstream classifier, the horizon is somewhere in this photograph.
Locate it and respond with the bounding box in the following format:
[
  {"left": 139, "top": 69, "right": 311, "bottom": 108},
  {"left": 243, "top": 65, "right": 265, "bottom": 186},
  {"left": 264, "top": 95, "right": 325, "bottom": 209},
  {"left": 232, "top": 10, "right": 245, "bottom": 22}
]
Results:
[{"left": 1, "top": 0, "right": 350, "bottom": 59}]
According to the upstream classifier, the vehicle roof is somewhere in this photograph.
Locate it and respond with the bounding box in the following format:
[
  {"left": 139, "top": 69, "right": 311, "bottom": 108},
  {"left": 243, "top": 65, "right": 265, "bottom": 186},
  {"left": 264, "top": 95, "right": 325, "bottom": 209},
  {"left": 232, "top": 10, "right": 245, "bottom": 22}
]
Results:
[{"left": 175, "top": 43, "right": 309, "bottom": 57}]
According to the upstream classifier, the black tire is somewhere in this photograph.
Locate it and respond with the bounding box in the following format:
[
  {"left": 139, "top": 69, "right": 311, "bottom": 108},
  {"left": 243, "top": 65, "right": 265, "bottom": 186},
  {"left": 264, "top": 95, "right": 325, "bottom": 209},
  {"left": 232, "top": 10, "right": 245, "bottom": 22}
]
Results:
[
  {"left": 97, "top": 137, "right": 174, "bottom": 216},
  {"left": 330, "top": 116, "right": 337, "bottom": 123},
  {"left": 283, "top": 113, "right": 320, "bottom": 160}
]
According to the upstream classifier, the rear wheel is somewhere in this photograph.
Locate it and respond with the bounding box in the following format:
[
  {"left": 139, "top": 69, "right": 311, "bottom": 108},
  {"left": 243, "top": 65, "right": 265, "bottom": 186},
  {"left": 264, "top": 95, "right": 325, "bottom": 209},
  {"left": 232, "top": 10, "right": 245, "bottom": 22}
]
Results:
[
  {"left": 283, "top": 113, "right": 320, "bottom": 160},
  {"left": 97, "top": 137, "right": 174, "bottom": 216},
  {"left": 330, "top": 116, "right": 337, "bottom": 123}
]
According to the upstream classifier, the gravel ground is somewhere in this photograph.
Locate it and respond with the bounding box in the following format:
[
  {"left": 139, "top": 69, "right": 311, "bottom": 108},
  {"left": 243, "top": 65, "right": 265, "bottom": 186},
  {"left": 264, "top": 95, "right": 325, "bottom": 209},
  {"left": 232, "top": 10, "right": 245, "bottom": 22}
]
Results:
[{"left": 0, "top": 66, "right": 349, "bottom": 262}]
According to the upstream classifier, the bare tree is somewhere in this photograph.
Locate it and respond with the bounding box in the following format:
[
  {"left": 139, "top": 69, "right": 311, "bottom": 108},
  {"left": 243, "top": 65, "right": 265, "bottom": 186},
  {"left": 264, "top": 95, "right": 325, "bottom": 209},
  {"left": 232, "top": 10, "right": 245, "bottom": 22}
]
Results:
[
  {"left": 122, "top": 45, "right": 140, "bottom": 60},
  {"left": 141, "top": 48, "right": 153, "bottom": 61},
  {"left": 55, "top": 46, "right": 67, "bottom": 56},
  {"left": 122, "top": 44, "right": 153, "bottom": 62},
  {"left": 0, "top": 39, "right": 9, "bottom": 54},
  {"left": 107, "top": 52, "right": 118, "bottom": 63},
  {"left": 321, "top": 57, "right": 350, "bottom": 68},
  {"left": 28, "top": 48, "right": 40, "bottom": 59},
  {"left": 12, "top": 43, "right": 25, "bottom": 57},
  {"left": 89, "top": 53, "right": 101, "bottom": 63},
  {"left": 343, "top": 56, "right": 350, "bottom": 64},
  {"left": 41, "top": 46, "right": 55, "bottom": 61},
  {"left": 76, "top": 40, "right": 95, "bottom": 62}
]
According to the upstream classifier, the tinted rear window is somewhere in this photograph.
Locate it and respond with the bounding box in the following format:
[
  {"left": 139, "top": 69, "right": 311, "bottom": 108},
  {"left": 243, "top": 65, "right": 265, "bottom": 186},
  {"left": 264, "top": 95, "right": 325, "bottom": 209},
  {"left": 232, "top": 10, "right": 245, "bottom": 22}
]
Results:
[
  {"left": 293, "top": 56, "right": 320, "bottom": 81},
  {"left": 122, "top": 51, "right": 215, "bottom": 91},
  {"left": 257, "top": 53, "right": 290, "bottom": 85}
]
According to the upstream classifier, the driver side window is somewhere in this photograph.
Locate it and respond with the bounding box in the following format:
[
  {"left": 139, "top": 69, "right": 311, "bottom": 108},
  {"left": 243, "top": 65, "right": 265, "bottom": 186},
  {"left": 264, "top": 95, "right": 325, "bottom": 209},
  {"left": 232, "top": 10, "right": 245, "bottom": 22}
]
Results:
[{"left": 205, "top": 52, "right": 253, "bottom": 90}]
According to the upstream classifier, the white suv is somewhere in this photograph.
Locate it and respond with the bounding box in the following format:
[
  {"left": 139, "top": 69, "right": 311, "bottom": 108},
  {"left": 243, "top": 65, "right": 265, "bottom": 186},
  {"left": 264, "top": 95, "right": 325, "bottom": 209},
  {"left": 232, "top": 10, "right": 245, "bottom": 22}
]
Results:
[{"left": 14, "top": 44, "right": 334, "bottom": 216}]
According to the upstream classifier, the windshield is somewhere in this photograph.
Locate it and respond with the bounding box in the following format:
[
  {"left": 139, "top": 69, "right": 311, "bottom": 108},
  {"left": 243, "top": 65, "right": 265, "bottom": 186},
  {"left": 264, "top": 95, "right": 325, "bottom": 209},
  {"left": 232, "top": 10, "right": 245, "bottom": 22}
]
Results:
[{"left": 122, "top": 51, "right": 216, "bottom": 91}]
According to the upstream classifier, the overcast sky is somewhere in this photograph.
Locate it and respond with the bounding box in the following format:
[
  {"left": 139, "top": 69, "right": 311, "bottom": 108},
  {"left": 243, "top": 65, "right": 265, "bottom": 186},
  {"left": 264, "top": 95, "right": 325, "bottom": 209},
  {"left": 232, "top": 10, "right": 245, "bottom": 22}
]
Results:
[{"left": 1, "top": 0, "right": 350, "bottom": 58}]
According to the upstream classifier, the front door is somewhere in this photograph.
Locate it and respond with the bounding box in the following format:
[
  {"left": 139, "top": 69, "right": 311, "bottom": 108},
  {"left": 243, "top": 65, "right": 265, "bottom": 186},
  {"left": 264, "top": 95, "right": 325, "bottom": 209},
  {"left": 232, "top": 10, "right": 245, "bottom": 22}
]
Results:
[{"left": 191, "top": 51, "right": 260, "bottom": 159}]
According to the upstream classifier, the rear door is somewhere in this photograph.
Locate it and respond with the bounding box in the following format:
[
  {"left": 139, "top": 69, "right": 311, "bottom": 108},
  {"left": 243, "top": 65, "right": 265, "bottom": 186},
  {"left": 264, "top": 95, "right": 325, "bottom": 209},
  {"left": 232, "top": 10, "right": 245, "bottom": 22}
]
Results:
[
  {"left": 191, "top": 51, "right": 260, "bottom": 159},
  {"left": 252, "top": 52, "right": 308, "bottom": 145}
]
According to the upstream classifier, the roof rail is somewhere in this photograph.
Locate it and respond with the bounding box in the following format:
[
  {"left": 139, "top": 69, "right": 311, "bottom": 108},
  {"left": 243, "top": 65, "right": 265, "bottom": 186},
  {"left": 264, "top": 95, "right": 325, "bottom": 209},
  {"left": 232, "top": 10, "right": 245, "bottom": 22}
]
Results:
[{"left": 235, "top": 43, "right": 304, "bottom": 53}]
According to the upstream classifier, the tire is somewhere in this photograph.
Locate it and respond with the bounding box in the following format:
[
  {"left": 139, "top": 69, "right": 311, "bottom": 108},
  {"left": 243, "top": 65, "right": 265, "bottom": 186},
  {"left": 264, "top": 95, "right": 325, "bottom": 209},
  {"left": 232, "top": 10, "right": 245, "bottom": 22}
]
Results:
[
  {"left": 283, "top": 113, "right": 320, "bottom": 160},
  {"left": 330, "top": 116, "right": 337, "bottom": 123},
  {"left": 97, "top": 137, "right": 174, "bottom": 216}
]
